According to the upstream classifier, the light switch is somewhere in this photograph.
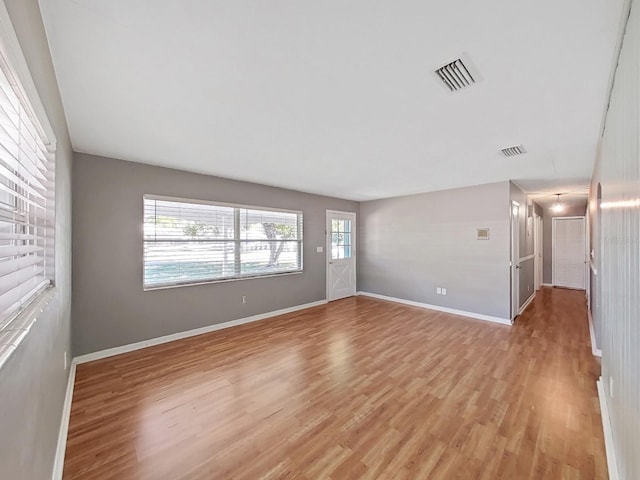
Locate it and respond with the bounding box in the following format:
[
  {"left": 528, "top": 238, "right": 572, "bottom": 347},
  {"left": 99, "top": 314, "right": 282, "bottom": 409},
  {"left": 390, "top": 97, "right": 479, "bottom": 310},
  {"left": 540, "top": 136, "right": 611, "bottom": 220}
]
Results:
[
  {"left": 436, "top": 287, "right": 442, "bottom": 295},
  {"left": 316, "top": 246, "right": 323, "bottom": 253},
  {"left": 442, "top": 288, "right": 447, "bottom": 295}
]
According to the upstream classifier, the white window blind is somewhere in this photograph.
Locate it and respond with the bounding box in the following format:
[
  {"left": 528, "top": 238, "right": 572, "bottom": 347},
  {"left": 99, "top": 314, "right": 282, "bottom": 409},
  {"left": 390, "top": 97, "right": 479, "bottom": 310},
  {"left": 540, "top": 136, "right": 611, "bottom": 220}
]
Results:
[
  {"left": 144, "top": 196, "right": 303, "bottom": 289},
  {"left": 0, "top": 56, "right": 55, "bottom": 329}
]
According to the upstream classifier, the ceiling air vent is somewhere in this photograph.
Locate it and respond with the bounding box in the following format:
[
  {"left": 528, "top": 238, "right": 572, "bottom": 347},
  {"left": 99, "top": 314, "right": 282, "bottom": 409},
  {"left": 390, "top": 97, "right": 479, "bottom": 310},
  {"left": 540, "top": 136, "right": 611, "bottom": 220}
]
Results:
[
  {"left": 500, "top": 145, "right": 526, "bottom": 157},
  {"left": 435, "top": 58, "right": 476, "bottom": 92}
]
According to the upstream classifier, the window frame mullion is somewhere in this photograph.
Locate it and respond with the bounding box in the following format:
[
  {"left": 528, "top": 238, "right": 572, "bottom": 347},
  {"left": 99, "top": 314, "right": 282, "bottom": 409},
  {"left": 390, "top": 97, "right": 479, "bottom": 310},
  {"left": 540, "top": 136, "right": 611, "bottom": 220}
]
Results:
[
  {"left": 297, "top": 213, "right": 303, "bottom": 270},
  {"left": 233, "top": 208, "right": 241, "bottom": 276}
]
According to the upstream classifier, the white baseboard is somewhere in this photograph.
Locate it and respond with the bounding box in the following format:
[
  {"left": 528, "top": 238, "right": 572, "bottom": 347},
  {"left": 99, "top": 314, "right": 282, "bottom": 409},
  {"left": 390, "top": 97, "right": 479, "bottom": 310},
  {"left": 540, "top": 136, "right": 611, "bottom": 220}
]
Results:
[
  {"left": 52, "top": 361, "right": 76, "bottom": 480},
  {"left": 518, "top": 292, "right": 535, "bottom": 315},
  {"left": 356, "top": 291, "right": 512, "bottom": 326},
  {"left": 597, "top": 378, "right": 620, "bottom": 480},
  {"left": 58, "top": 299, "right": 328, "bottom": 477},
  {"left": 541, "top": 283, "right": 554, "bottom": 287},
  {"left": 74, "top": 299, "right": 328, "bottom": 364},
  {"left": 587, "top": 309, "right": 603, "bottom": 357}
]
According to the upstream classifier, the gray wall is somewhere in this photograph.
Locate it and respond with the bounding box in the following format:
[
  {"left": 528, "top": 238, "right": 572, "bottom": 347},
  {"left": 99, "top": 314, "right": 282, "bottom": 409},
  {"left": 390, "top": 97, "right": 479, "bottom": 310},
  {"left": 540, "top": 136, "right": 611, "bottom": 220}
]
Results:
[
  {"left": 509, "top": 182, "right": 535, "bottom": 308},
  {"left": 590, "top": 1, "right": 639, "bottom": 477},
  {"left": 0, "top": 0, "right": 73, "bottom": 479},
  {"left": 72, "top": 153, "right": 358, "bottom": 355},
  {"left": 518, "top": 259, "right": 535, "bottom": 307},
  {"left": 533, "top": 202, "right": 544, "bottom": 218},
  {"left": 358, "top": 181, "right": 511, "bottom": 320},
  {"left": 542, "top": 204, "right": 587, "bottom": 284}
]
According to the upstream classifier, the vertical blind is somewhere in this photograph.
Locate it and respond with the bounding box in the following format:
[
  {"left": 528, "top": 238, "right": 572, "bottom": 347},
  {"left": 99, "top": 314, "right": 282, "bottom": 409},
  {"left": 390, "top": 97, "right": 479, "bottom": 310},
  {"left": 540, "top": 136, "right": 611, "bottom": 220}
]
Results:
[
  {"left": 144, "top": 196, "right": 303, "bottom": 288},
  {"left": 0, "top": 55, "right": 55, "bottom": 329}
]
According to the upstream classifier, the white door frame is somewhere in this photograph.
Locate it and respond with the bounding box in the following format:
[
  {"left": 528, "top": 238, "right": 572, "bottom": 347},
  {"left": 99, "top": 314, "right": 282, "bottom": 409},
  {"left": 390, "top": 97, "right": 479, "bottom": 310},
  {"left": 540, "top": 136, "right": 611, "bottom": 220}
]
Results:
[
  {"left": 552, "top": 216, "right": 586, "bottom": 289},
  {"left": 511, "top": 201, "right": 520, "bottom": 320},
  {"left": 538, "top": 217, "right": 543, "bottom": 289},
  {"left": 533, "top": 213, "right": 543, "bottom": 291},
  {"left": 585, "top": 212, "right": 590, "bottom": 303},
  {"left": 326, "top": 210, "right": 357, "bottom": 301},
  {"left": 533, "top": 212, "right": 540, "bottom": 291}
]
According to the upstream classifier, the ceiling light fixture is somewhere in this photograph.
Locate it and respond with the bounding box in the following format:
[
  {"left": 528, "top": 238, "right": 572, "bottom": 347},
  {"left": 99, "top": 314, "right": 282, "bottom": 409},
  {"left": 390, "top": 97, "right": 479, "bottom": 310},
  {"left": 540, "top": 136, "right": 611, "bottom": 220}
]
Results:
[{"left": 551, "top": 194, "right": 565, "bottom": 213}]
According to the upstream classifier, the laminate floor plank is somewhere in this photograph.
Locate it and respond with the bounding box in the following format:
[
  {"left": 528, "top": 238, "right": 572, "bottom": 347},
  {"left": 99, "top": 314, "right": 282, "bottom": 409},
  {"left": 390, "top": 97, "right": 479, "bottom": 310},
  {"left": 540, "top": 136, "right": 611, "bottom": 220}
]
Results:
[{"left": 64, "top": 287, "right": 607, "bottom": 479}]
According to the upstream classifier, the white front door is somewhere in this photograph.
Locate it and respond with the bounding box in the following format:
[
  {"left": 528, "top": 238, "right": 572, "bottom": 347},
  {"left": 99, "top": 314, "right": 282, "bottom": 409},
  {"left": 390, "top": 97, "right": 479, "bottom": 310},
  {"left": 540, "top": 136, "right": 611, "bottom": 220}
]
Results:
[
  {"left": 327, "top": 210, "right": 356, "bottom": 301},
  {"left": 553, "top": 217, "right": 586, "bottom": 289}
]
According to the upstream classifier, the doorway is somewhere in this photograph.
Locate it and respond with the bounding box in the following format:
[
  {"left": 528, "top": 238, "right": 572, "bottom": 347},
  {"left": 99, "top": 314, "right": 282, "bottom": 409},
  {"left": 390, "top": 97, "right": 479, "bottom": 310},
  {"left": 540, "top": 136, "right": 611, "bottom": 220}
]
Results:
[
  {"left": 534, "top": 214, "right": 543, "bottom": 291},
  {"left": 326, "top": 210, "right": 356, "bottom": 301},
  {"left": 552, "top": 216, "right": 586, "bottom": 289},
  {"left": 511, "top": 201, "right": 520, "bottom": 320}
]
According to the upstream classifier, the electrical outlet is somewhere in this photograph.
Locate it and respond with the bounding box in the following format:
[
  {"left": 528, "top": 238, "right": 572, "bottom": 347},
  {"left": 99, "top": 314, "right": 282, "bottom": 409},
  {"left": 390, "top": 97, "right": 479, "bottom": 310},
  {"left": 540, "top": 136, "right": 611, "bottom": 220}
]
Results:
[
  {"left": 436, "top": 287, "right": 442, "bottom": 295},
  {"left": 442, "top": 288, "right": 447, "bottom": 295},
  {"left": 316, "top": 246, "right": 323, "bottom": 253},
  {"left": 64, "top": 351, "right": 67, "bottom": 370},
  {"left": 242, "top": 296, "right": 247, "bottom": 304}
]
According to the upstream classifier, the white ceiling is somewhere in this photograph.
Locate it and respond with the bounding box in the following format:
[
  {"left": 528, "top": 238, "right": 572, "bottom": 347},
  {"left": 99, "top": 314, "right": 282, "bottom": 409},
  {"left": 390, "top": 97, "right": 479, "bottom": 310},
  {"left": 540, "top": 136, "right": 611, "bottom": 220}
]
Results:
[{"left": 40, "top": 0, "right": 623, "bottom": 201}]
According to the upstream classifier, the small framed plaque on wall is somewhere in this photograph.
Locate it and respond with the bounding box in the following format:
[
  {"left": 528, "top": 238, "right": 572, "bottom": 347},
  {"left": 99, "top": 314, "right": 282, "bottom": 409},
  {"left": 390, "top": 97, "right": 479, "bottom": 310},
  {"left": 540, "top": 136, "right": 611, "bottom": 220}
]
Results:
[{"left": 477, "top": 228, "right": 490, "bottom": 240}]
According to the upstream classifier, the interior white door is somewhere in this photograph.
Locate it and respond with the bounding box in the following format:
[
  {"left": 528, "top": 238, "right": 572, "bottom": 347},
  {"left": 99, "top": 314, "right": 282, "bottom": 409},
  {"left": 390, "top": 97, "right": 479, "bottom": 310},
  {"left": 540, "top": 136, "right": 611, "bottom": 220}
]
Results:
[
  {"left": 553, "top": 217, "right": 586, "bottom": 289},
  {"left": 533, "top": 215, "right": 544, "bottom": 291},
  {"left": 327, "top": 211, "right": 356, "bottom": 301},
  {"left": 511, "top": 202, "right": 520, "bottom": 319}
]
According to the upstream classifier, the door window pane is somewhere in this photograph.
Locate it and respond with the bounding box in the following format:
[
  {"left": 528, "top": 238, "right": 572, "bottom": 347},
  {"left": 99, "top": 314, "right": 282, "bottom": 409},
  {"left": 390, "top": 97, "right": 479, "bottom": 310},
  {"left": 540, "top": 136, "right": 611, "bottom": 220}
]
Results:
[{"left": 331, "top": 219, "right": 352, "bottom": 260}]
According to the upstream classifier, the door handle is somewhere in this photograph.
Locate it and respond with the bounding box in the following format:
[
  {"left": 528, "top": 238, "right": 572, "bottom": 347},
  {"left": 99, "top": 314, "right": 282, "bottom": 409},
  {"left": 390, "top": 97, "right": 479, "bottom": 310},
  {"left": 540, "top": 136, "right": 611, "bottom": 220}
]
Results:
[{"left": 516, "top": 265, "right": 521, "bottom": 269}]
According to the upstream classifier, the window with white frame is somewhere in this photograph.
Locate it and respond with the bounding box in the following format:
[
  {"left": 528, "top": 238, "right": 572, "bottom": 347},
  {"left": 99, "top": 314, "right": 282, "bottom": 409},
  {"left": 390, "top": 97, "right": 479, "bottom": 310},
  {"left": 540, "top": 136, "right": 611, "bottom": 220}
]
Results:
[
  {"left": 0, "top": 55, "right": 55, "bottom": 329},
  {"left": 143, "top": 195, "right": 303, "bottom": 289}
]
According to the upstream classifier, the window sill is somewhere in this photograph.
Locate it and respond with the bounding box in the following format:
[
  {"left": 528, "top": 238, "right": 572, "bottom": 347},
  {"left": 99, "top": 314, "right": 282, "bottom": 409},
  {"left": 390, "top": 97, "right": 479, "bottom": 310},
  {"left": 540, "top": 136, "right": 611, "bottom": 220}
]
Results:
[
  {"left": 144, "top": 270, "right": 304, "bottom": 291},
  {"left": 0, "top": 287, "right": 56, "bottom": 371}
]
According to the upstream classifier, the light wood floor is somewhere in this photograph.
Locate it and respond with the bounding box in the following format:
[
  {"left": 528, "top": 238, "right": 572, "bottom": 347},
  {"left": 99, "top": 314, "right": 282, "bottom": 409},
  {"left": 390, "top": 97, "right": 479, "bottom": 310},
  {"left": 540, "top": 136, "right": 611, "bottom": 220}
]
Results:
[{"left": 64, "top": 288, "right": 607, "bottom": 479}]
